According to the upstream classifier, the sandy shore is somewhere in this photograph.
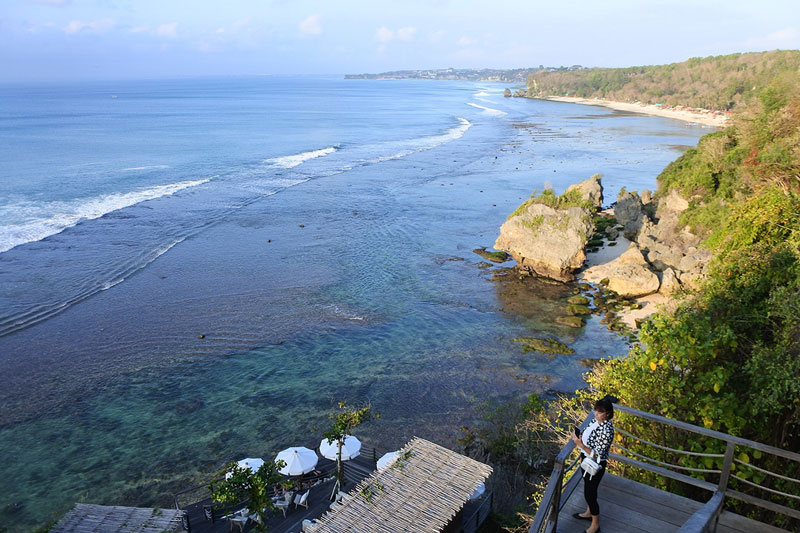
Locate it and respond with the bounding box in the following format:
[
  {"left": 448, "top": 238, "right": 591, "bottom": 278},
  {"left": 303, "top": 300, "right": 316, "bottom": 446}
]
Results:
[{"left": 537, "top": 95, "right": 729, "bottom": 128}]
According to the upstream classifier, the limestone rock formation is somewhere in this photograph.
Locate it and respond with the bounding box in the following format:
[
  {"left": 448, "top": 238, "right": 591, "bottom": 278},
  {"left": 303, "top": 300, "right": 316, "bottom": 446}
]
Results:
[
  {"left": 582, "top": 244, "right": 661, "bottom": 297},
  {"left": 495, "top": 203, "right": 594, "bottom": 282},
  {"left": 615, "top": 190, "right": 644, "bottom": 239},
  {"left": 566, "top": 174, "right": 604, "bottom": 209},
  {"left": 504, "top": 88, "right": 512, "bottom": 97}
]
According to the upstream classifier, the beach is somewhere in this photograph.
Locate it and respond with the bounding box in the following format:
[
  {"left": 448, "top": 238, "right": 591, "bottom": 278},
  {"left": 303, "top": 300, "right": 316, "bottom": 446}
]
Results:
[{"left": 537, "top": 95, "right": 729, "bottom": 128}]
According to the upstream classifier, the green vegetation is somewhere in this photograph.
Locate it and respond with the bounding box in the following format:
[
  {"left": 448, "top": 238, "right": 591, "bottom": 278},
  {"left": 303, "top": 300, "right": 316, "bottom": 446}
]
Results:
[
  {"left": 527, "top": 50, "right": 800, "bottom": 111},
  {"left": 508, "top": 188, "right": 596, "bottom": 219},
  {"left": 472, "top": 248, "right": 510, "bottom": 263},
  {"left": 512, "top": 336, "right": 575, "bottom": 355},
  {"left": 501, "top": 67, "right": 800, "bottom": 529},
  {"left": 210, "top": 460, "right": 286, "bottom": 531},
  {"left": 324, "top": 402, "right": 373, "bottom": 490}
]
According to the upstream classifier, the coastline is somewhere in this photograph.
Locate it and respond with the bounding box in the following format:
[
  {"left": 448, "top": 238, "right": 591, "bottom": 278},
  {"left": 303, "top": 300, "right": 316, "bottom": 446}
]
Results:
[{"left": 534, "top": 95, "right": 729, "bottom": 128}]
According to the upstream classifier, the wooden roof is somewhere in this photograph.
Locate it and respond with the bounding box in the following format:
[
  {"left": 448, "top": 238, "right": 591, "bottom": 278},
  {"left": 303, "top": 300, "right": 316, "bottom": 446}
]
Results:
[
  {"left": 51, "top": 503, "right": 183, "bottom": 532},
  {"left": 311, "top": 437, "right": 492, "bottom": 533}
]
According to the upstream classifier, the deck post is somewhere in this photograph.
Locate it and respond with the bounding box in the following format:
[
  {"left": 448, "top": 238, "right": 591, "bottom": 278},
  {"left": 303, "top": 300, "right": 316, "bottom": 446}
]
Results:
[
  {"left": 548, "top": 462, "right": 565, "bottom": 532},
  {"left": 718, "top": 441, "right": 735, "bottom": 494}
]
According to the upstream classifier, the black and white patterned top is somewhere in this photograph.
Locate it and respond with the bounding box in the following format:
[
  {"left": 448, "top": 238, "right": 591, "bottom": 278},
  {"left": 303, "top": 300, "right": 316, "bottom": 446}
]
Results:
[{"left": 585, "top": 418, "right": 615, "bottom": 461}]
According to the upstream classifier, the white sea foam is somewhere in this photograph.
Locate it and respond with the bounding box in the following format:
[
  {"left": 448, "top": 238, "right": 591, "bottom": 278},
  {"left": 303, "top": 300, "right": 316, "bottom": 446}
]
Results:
[
  {"left": 366, "top": 117, "right": 471, "bottom": 164},
  {"left": 122, "top": 165, "right": 170, "bottom": 171},
  {"left": 474, "top": 91, "right": 490, "bottom": 97},
  {"left": 264, "top": 146, "right": 338, "bottom": 169},
  {"left": 467, "top": 102, "right": 507, "bottom": 116},
  {"left": 0, "top": 178, "right": 211, "bottom": 253}
]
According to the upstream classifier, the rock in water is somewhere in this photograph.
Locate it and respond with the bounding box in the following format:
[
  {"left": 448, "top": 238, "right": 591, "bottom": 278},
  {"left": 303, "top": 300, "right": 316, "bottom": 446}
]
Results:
[
  {"left": 504, "top": 88, "right": 512, "bottom": 97},
  {"left": 582, "top": 243, "right": 661, "bottom": 297},
  {"left": 495, "top": 203, "right": 593, "bottom": 281},
  {"left": 615, "top": 190, "right": 644, "bottom": 240},
  {"left": 565, "top": 173, "right": 604, "bottom": 209}
]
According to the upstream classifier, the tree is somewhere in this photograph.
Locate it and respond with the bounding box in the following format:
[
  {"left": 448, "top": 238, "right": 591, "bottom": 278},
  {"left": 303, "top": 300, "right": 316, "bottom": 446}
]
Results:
[
  {"left": 323, "top": 402, "right": 373, "bottom": 497},
  {"left": 210, "top": 459, "right": 286, "bottom": 532}
]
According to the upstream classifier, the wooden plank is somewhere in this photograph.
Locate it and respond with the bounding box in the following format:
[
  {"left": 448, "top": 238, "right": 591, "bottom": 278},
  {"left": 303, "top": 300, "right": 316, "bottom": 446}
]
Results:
[{"left": 717, "top": 509, "right": 790, "bottom": 533}]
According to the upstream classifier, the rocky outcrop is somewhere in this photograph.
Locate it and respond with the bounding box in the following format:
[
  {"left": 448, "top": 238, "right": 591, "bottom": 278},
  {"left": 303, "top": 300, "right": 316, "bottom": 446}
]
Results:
[
  {"left": 615, "top": 190, "right": 645, "bottom": 239},
  {"left": 566, "top": 173, "right": 604, "bottom": 209},
  {"left": 495, "top": 203, "right": 593, "bottom": 281},
  {"left": 582, "top": 244, "right": 661, "bottom": 297},
  {"left": 635, "top": 189, "right": 711, "bottom": 283},
  {"left": 504, "top": 88, "right": 512, "bottom": 98}
]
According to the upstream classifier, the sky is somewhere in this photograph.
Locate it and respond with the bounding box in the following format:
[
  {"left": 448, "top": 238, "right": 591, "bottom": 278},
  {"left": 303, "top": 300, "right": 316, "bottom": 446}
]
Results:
[{"left": 1, "top": 0, "right": 799, "bottom": 82}]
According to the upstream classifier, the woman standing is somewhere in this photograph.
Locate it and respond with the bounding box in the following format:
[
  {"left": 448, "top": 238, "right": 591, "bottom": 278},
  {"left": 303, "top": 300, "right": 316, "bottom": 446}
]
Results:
[{"left": 571, "top": 396, "right": 615, "bottom": 533}]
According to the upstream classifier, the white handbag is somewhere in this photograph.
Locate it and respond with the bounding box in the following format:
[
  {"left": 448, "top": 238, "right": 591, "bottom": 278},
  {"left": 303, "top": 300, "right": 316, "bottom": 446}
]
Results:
[{"left": 580, "top": 450, "right": 602, "bottom": 479}]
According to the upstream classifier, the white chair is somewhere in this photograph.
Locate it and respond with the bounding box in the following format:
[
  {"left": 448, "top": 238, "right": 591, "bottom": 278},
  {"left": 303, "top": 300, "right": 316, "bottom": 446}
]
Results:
[
  {"left": 275, "top": 492, "right": 293, "bottom": 517},
  {"left": 294, "top": 489, "right": 310, "bottom": 509}
]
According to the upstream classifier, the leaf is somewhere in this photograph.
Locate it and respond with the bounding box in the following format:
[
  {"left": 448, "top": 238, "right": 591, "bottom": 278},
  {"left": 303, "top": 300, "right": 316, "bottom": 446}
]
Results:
[
  {"left": 713, "top": 383, "right": 721, "bottom": 393},
  {"left": 737, "top": 452, "right": 750, "bottom": 464}
]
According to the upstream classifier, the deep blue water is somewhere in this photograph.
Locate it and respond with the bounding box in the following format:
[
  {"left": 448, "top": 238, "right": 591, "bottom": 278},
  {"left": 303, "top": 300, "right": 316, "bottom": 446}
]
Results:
[{"left": 0, "top": 77, "right": 708, "bottom": 530}]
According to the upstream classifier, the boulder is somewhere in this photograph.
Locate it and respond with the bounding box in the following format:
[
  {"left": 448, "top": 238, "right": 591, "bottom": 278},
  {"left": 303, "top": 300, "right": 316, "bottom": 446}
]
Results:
[
  {"left": 504, "top": 88, "right": 512, "bottom": 98},
  {"left": 641, "top": 189, "right": 653, "bottom": 205},
  {"left": 659, "top": 267, "right": 682, "bottom": 295},
  {"left": 615, "top": 190, "right": 644, "bottom": 239},
  {"left": 565, "top": 174, "right": 604, "bottom": 209},
  {"left": 582, "top": 244, "right": 661, "bottom": 298},
  {"left": 495, "top": 203, "right": 594, "bottom": 282}
]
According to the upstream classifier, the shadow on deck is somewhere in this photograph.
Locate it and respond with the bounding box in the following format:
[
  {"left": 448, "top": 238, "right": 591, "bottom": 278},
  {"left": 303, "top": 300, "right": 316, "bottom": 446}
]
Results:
[{"left": 557, "top": 474, "right": 787, "bottom": 533}]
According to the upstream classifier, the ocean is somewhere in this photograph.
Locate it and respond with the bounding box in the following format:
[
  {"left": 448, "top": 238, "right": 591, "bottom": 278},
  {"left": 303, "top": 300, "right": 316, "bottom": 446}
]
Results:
[{"left": 0, "top": 77, "right": 707, "bottom": 530}]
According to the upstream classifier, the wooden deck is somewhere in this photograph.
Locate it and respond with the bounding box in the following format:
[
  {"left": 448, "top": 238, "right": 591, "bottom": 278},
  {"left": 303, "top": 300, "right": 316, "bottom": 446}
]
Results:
[
  {"left": 557, "top": 474, "right": 789, "bottom": 533},
  {"left": 180, "top": 452, "right": 489, "bottom": 533}
]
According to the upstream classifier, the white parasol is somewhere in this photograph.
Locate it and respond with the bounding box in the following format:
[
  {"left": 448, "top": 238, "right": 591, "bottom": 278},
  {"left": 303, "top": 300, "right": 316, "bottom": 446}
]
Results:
[
  {"left": 275, "top": 447, "right": 318, "bottom": 476},
  {"left": 319, "top": 435, "right": 361, "bottom": 461},
  {"left": 376, "top": 451, "right": 400, "bottom": 471},
  {"left": 226, "top": 457, "right": 265, "bottom": 479}
]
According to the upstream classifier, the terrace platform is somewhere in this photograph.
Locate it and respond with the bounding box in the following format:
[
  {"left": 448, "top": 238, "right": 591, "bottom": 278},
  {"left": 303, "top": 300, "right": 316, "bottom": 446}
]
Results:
[{"left": 556, "top": 473, "right": 787, "bottom": 533}]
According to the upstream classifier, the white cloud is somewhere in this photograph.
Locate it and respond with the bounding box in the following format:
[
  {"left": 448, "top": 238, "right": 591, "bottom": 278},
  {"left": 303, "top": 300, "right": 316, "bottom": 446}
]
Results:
[
  {"left": 156, "top": 22, "right": 178, "bottom": 38},
  {"left": 429, "top": 30, "right": 445, "bottom": 44},
  {"left": 299, "top": 14, "right": 322, "bottom": 36},
  {"left": 130, "top": 25, "right": 150, "bottom": 34},
  {"left": 63, "top": 18, "right": 114, "bottom": 34},
  {"left": 744, "top": 27, "right": 800, "bottom": 50},
  {"left": 33, "top": 0, "right": 69, "bottom": 4},
  {"left": 457, "top": 36, "right": 476, "bottom": 46},
  {"left": 375, "top": 26, "right": 394, "bottom": 43},
  {"left": 397, "top": 26, "right": 416, "bottom": 42}
]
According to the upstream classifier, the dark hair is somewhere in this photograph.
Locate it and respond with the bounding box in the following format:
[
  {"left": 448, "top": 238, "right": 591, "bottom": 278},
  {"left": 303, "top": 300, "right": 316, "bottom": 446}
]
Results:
[{"left": 594, "top": 395, "right": 615, "bottom": 419}]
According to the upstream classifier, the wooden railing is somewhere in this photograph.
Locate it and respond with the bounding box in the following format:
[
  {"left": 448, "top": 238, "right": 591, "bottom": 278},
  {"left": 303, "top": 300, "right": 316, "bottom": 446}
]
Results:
[{"left": 530, "top": 403, "right": 800, "bottom": 533}]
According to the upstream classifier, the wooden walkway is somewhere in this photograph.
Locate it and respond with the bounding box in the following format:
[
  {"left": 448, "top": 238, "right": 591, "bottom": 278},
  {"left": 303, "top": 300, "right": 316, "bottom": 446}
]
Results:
[{"left": 557, "top": 474, "right": 788, "bottom": 533}]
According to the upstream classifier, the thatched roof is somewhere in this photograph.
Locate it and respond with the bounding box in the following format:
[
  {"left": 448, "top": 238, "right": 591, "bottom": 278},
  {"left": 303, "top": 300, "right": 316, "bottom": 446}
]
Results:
[
  {"left": 51, "top": 503, "right": 183, "bottom": 532},
  {"left": 311, "top": 437, "right": 492, "bottom": 533}
]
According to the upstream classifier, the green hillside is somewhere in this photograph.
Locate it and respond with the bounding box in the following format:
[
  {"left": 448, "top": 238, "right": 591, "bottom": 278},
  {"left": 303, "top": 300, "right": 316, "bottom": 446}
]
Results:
[{"left": 527, "top": 50, "right": 800, "bottom": 111}]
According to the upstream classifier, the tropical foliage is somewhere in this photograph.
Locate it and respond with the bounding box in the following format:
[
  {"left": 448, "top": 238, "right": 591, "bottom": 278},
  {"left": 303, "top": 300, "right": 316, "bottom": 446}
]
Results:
[
  {"left": 210, "top": 459, "right": 286, "bottom": 532},
  {"left": 527, "top": 50, "right": 800, "bottom": 111}
]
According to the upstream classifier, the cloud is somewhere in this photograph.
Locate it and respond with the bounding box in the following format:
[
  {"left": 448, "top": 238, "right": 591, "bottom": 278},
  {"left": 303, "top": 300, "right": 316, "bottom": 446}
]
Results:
[
  {"left": 33, "top": 0, "right": 70, "bottom": 4},
  {"left": 63, "top": 18, "right": 114, "bottom": 34},
  {"left": 457, "top": 36, "right": 476, "bottom": 46},
  {"left": 397, "top": 27, "right": 416, "bottom": 42},
  {"left": 130, "top": 25, "right": 151, "bottom": 34},
  {"left": 299, "top": 14, "right": 322, "bottom": 36},
  {"left": 744, "top": 27, "right": 800, "bottom": 49},
  {"left": 429, "top": 30, "right": 445, "bottom": 44},
  {"left": 375, "top": 26, "right": 394, "bottom": 43},
  {"left": 156, "top": 22, "right": 179, "bottom": 38}
]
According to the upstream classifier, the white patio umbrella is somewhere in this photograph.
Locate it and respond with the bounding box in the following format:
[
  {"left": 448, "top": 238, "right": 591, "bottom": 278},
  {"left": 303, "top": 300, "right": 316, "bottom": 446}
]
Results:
[
  {"left": 470, "top": 482, "right": 486, "bottom": 500},
  {"left": 275, "top": 446, "right": 318, "bottom": 476},
  {"left": 319, "top": 435, "right": 361, "bottom": 461},
  {"left": 376, "top": 451, "right": 400, "bottom": 471},
  {"left": 226, "top": 457, "right": 265, "bottom": 478}
]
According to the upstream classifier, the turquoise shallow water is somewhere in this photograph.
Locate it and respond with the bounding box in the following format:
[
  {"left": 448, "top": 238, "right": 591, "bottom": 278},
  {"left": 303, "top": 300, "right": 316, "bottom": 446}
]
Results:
[{"left": 0, "top": 78, "right": 708, "bottom": 530}]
